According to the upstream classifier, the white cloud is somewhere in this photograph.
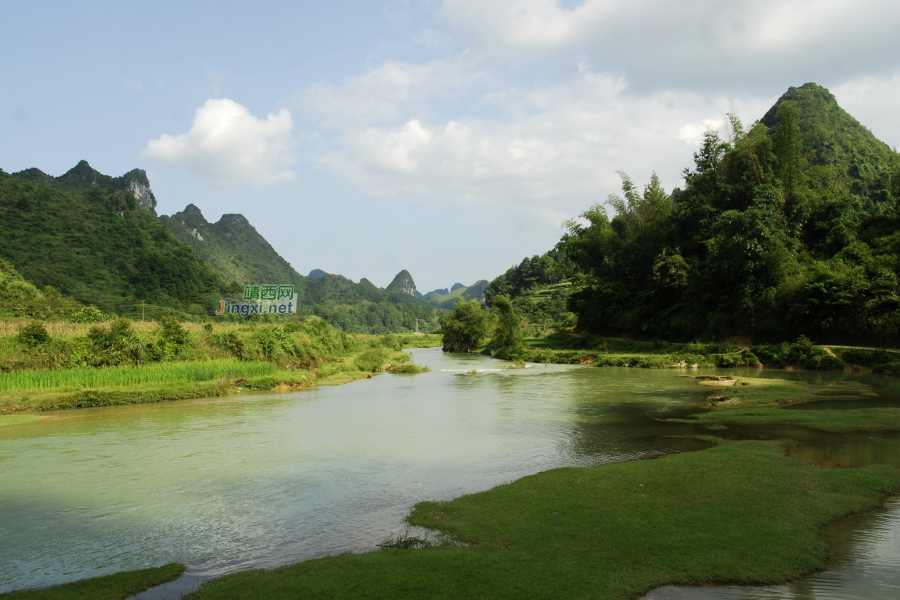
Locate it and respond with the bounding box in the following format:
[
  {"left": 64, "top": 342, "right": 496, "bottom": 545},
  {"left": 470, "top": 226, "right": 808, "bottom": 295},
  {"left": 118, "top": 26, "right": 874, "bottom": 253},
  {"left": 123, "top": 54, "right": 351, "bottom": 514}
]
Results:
[
  {"left": 307, "top": 62, "right": 771, "bottom": 228},
  {"left": 438, "top": 0, "right": 900, "bottom": 92},
  {"left": 296, "top": 55, "right": 489, "bottom": 126},
  {"left": 141, "top": 98, "right": 296, "bottom": 187}
]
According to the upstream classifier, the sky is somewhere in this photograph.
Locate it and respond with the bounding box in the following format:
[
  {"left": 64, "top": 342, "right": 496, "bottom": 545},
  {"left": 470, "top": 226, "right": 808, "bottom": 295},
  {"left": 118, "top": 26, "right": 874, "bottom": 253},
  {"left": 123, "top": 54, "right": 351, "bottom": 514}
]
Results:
[{"left": 2, "top": 0, "right": 899, "bottom": 293}]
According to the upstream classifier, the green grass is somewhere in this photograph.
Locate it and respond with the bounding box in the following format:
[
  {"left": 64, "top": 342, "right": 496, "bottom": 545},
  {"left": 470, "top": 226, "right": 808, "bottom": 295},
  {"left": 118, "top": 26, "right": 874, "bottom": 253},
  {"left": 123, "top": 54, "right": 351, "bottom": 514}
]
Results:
[
  {"left": 0, "top": 359, "right": 276, "bottom": 392},
  {"left": 3, "top": 563, "right": 184, "bottom": 599},
  {"left": 185, "top": 440, "right": 900, "bottom": 600}
]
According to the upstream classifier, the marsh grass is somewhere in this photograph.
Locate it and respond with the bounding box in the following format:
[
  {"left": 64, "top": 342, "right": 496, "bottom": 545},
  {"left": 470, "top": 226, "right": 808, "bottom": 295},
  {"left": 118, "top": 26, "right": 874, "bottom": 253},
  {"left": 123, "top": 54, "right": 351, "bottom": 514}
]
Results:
[{"left": 0, "top": 360, "right": 275, "bottom": 392}]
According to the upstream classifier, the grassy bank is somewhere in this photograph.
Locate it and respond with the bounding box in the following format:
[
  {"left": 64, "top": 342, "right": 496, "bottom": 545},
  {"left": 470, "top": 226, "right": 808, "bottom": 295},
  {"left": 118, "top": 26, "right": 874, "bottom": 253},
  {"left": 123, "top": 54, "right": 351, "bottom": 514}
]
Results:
[
  {"left": 0, "top": 317, "right": 429, "bottom": 416},
  {"left": 517, "top": 333, "right": 900, "bottom": 374},
  {"left": 666, "top": 374, "right": 900, "bottom": 433},
  {"left": 184, "top": 439, "right": 900, "bottom": 600},
  {"left": 3, "top": 563, "right": 184, "bottom": 600}
]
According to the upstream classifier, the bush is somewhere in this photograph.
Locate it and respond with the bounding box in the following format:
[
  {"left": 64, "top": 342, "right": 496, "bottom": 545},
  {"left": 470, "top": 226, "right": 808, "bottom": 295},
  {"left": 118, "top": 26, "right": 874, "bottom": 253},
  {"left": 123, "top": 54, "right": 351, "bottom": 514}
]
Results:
[
  {"left": 390, "top": 363, "right": 428, "bottom": 374},
  {"left": 70, "top": 305, "right": 113, "bottom": 323},
  {"left": 713, "top": 354, "right": 742, "bottom": 368},
  {"left": 18, "top": 323, "right": 50, "bottom": 347},
  {"left": 742, "top": 351, "right": 760, "bottom": 367},
  {"left": 356, "top": 349, "right": 387, "bottom": 372}
]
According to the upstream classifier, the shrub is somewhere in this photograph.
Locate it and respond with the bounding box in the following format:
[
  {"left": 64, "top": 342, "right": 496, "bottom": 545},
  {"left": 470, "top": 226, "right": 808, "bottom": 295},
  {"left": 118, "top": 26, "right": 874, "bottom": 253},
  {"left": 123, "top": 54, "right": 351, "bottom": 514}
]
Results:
[
  {"left": 19, "top": 323, "right": 51, "bottom": 347},
  {"left": 70, "top": 305, "right": 113, "bottom": 323},
  {"left": 356, "top": 349, "right": 387, "bottom": 372},
  {"left": 390, "top": 363, "right": 428, "bottom": 374}
]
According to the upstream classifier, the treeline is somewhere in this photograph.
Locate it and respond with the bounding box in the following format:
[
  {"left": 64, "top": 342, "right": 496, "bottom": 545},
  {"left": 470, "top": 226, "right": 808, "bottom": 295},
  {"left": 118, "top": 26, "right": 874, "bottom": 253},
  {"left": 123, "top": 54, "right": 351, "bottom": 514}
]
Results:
[{"left": 558, "top": 83, "right": 900, "bottom": 344}]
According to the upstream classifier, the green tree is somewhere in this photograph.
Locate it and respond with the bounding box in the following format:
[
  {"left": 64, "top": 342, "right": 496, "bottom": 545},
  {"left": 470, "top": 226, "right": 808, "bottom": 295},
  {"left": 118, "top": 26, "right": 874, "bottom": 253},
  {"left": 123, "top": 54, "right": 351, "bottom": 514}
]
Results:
[
  {"left": 487, "top": 295, "right": 524, "bottom": 358},
  {"left": 773, "top": 100, "right": 803, "bottom": 198},
  {"left": 441, "top": 299, "right": 488, "bottom": 353}
]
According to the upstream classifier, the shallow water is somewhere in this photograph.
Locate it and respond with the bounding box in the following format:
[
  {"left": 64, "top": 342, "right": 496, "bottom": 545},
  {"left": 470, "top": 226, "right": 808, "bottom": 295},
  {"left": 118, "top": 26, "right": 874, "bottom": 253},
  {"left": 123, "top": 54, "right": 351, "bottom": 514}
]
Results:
[
  {"left": 0, "top": 349, "right": 711, "bottom": 593},
  {"left": 1, "top": 351, "right": 899, "bottom": 599}
]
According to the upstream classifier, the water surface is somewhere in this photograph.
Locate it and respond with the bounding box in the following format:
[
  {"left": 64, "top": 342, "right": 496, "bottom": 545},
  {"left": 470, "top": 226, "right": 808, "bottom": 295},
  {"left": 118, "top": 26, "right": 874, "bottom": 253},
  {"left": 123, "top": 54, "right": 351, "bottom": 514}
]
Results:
[
  {"left": 0, "top": 349, "right": 709, "bottom": 593},
  {"left": 2, "top": 351, "right": 899, "bottom": 599}
]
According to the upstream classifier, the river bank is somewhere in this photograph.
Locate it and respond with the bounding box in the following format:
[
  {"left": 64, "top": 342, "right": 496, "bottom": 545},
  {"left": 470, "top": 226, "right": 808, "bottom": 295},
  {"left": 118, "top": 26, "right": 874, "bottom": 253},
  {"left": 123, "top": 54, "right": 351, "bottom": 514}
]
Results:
[
  {"left": 517, "top": 333, "right": 900, "bottom": 375},
  {"left": 0, "top": 320, "right": 430, "bottom": 418},
  {"left": 4, "top": 351, "right": 900, "bottom": 599}
]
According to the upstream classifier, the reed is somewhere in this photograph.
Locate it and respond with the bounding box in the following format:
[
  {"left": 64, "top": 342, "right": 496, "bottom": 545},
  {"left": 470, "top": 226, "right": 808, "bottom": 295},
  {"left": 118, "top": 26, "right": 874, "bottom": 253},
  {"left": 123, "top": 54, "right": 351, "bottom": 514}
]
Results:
[{"left": 0, "top": 359, "right": 276, "bottom": 392}]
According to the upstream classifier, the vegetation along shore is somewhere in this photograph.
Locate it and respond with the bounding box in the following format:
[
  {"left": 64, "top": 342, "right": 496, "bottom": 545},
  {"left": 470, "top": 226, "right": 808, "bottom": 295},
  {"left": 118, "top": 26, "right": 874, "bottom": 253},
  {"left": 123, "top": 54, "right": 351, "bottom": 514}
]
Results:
[{"left": 0, "top": 317, "right": 430, "bottom": 419}]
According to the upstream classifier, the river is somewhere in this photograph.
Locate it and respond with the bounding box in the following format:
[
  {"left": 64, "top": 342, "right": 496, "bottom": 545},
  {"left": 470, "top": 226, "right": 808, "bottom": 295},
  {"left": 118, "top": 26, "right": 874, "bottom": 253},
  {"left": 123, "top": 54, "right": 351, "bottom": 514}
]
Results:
[{"left": 1, "top": 348, "right": 898, "bottom": 598}]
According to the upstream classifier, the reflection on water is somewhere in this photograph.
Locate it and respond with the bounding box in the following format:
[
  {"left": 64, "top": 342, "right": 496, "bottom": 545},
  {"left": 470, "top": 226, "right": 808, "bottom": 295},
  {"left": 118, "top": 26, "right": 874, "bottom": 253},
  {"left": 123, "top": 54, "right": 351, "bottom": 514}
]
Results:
[{"left": 2, "top": 353, "right": 899, "bottom": 599}]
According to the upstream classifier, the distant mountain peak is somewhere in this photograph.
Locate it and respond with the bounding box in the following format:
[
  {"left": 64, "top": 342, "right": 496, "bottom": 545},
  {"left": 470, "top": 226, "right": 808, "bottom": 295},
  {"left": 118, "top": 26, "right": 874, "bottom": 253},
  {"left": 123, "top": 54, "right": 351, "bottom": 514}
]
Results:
[{"left": 386, "top": 269, "right": 417, "bottom": 295}]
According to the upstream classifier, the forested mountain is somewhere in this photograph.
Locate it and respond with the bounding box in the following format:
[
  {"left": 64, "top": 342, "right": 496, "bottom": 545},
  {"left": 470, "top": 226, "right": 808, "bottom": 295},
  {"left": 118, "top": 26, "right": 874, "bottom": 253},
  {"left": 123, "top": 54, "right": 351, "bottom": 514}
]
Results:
[
  {"left": 0, "top": 164, "right": 443, "bottom": 333},
  {"left": 0, "top": 169, "right": 230, "bottom": 317},
  {"left": 423, "top": 280, "right": 490, "bottom": 309},
  {"left": 558, "top": 83, "right": 900, "bottom": 344},
  {"left": 160, "top": 204, "right": 302, "bottom": 289}
]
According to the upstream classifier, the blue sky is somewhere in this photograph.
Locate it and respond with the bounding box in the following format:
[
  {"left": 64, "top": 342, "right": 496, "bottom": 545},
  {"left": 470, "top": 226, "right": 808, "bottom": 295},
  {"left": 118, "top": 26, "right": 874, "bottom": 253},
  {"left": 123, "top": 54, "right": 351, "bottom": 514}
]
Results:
[{"left": 2, "top": 0, "right": 899, "bottom": 293}]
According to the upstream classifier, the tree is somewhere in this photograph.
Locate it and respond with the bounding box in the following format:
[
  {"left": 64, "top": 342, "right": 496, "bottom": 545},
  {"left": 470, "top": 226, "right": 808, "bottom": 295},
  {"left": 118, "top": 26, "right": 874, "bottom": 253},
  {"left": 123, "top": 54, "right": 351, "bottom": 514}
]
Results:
[
  {"left": 487, "top": 295, "right": 523, "bottom": 358},
  {"left": 773, "top": 100, "right": 803, "bottom": 198},
  {"left": 441, "top": 299, "right": 488, "bottom": 353}
]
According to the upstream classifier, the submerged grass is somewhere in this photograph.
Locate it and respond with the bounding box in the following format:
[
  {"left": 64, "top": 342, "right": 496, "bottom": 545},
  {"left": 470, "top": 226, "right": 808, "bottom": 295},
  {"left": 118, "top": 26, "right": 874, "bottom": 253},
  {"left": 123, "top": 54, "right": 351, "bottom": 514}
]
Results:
[
  {"left": 668, "top": 373, "right": 900, "bottom": 432},
  {"left": 3, "top": 563, "right": 184, "bottom": 600},
  {"left": 185, "top": 440, "right": 900, "bottom": 600}
]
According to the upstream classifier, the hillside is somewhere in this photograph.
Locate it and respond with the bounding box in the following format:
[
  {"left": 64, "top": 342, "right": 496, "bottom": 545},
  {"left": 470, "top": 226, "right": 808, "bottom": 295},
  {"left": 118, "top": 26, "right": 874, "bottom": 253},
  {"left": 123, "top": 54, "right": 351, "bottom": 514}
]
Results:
[
  {"left": 556, "top": 82, "right": 900, "bottom": 344},
  {"left": 160, "top": 204, "right": 303, "bottom": 290},
  {"left": 0, "top": 169, "right": 230, "bottom": 318},
  {"left": 423, "top": 280, "right": 490, "bottom": 309},
  {"left": 0, "top": 258, "right": 82, "bottom": 320}
]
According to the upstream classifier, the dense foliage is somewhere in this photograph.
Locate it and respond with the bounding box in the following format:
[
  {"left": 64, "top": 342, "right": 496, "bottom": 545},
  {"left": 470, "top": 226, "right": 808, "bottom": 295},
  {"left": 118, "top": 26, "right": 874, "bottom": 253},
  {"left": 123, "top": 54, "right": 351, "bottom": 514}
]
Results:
[
  {"left": 0, "top": 172, "right": 230, "bottom": 318},
  {"left": 559, "top": 83, "right": 900, "bottom": 344},
  {"left": 484, "top": 249, "right": 574, "bottom": 306},
  {"left": 486, "top": 295, "right": 524, "bottom": 358},
  {"left": 441, "top": 299, "right": 488, "bottom": 353},
  {"left": 0, "top": 258, "right": 82, "bottom": 320}
]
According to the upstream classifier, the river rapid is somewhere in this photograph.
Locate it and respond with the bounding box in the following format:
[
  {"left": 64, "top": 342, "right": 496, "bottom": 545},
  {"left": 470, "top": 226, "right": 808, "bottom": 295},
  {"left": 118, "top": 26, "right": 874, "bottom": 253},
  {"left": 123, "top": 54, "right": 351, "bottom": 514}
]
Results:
[{"left": 1, "top": 348, "right": 899, "bottom": 598}]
